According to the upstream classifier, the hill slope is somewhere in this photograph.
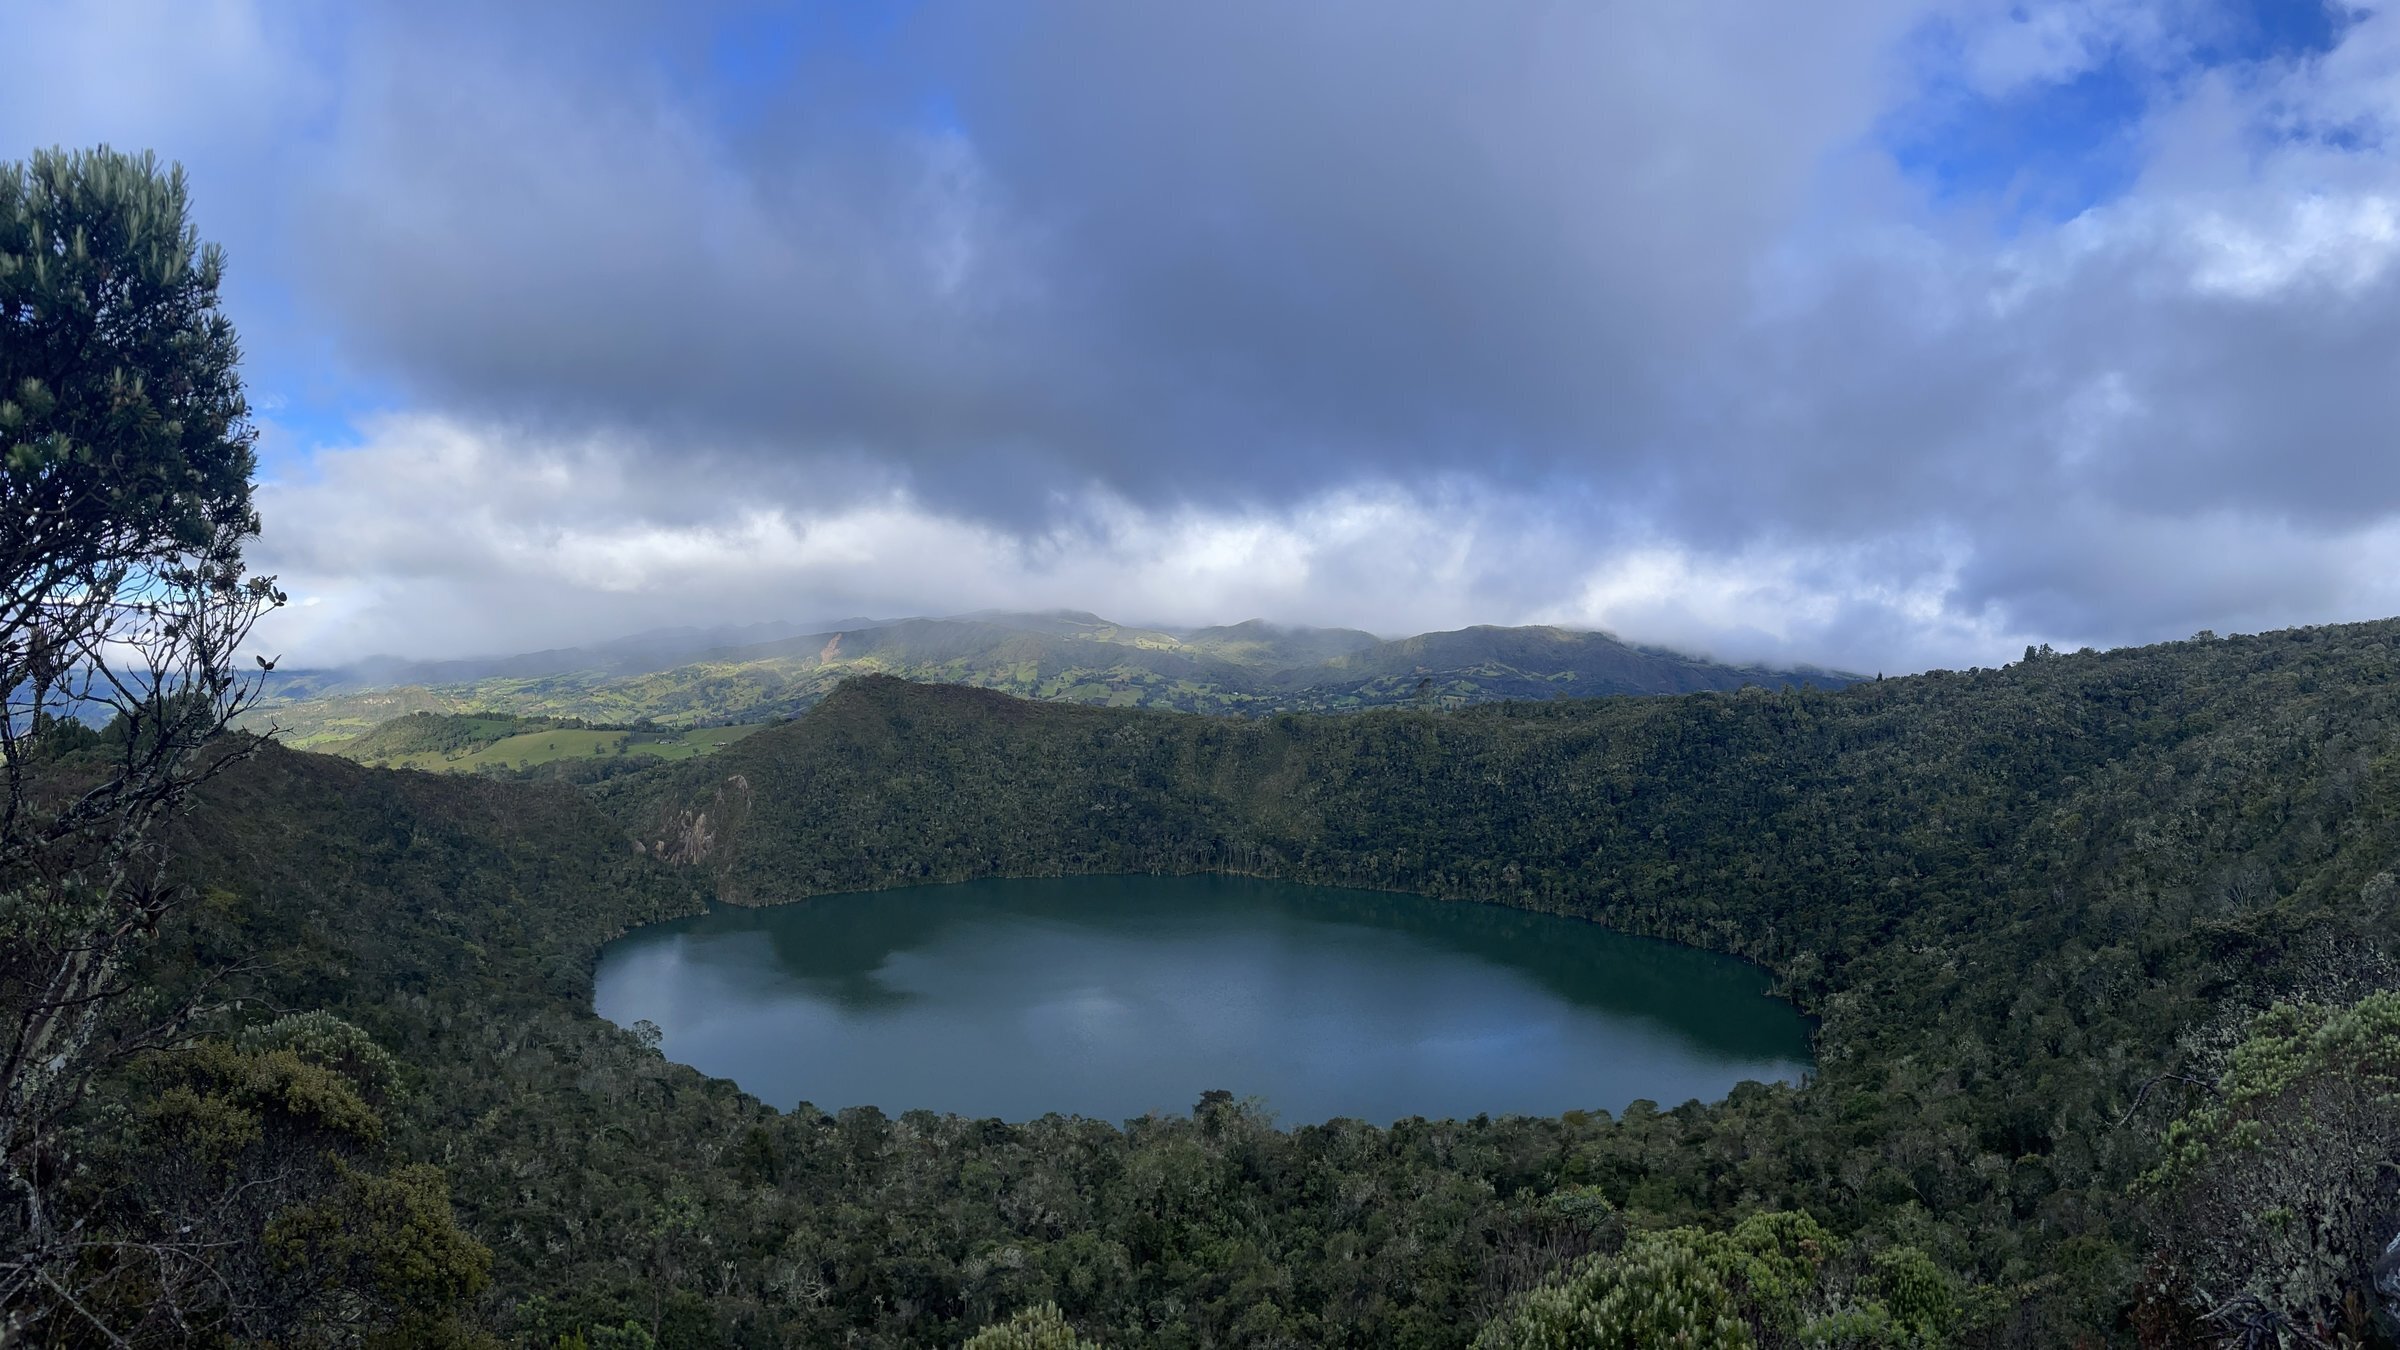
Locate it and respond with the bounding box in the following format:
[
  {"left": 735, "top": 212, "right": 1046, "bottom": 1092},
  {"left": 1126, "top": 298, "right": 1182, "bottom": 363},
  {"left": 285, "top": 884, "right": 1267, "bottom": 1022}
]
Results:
[
  {"left": 1278, "top": 623, "right": 1842, "bottom": 706},
  {"left": 247, "top": 610, "right": 1852, "bottom": 736},
  {"left": 601, "top": 622, "right": 2400, "bottom": 1335},
  {"left": 131, "top": 618, "right": 2400, "bottom": 1342},
  {"left": 322, "top": 709, "right": 767, "bottom": 775}
]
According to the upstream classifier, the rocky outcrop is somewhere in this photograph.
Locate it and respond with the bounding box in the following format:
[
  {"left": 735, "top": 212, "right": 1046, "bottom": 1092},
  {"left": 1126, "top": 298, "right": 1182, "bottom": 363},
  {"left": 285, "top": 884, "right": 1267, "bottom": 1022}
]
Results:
[{"left": 641, "top": 773, "right": 752, "bottom": 878}]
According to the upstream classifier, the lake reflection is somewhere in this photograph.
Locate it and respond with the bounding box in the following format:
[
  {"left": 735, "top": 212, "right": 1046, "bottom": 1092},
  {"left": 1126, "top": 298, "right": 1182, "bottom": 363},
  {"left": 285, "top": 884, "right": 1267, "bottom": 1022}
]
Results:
[{"left": 594, "top": 874, "right": 1813, "bottom": 1124}]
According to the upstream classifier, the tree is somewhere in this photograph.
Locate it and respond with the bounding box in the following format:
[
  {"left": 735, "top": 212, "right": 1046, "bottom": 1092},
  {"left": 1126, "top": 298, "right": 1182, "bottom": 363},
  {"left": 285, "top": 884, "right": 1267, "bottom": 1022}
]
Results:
[
  {"left": 1472, "top": 1234, "right": 1755, "bottom": 1350},
  {"left": 1470, "top": 1214, "right": 1974, "bottom": 1350},
  {"left": 962, "top": 1301, "right": 1103, "bottom": 1350},
  {"left": 2143, "top": 993, "right": 2400, "bottom": 1346},
  {"left": 0, "top": 146, "right": 285, "bottom": 1342},
  {"left": 79, "top": 1014, "right": 492, "bottom": 1343}
]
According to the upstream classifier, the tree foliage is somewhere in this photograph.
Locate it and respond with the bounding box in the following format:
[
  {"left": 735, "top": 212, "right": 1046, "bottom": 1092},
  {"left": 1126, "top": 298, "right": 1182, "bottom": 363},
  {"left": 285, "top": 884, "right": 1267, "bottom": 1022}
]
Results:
[
  {"left": 1474, "top": 1213, "right": 1969, "bottom": 1350},
  {"left": 962, "top": 1301, "right": 1105, "bottom": 1350},
  {"left": 1473, "top": 1235, "right": 1754, "bottom": 1350},
  {"left": 0, "top": 146, "right": 256, "bottom": 585},
  {"left": 64, "top": 1016, "right": 492, "bottom": 1343},
  {"left": 0, "top": 147, "right": 496, "bottom": 1348},
  {"left": 80, "top": 617, "right": 2398, "bottom": 1344},
  {"left": 2143, "top": 992, "right": 2400, "bottom": 1345},
  {"left": 0, "top": 143, "right": 290, "bottom": 1343}
]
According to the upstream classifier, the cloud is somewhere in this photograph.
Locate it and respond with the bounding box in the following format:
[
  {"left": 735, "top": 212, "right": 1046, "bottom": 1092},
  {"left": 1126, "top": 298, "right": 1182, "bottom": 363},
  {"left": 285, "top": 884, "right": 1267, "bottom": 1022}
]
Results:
[
  {"left": 249, "top": 415, "right": 2023, "bottom": 671},
  {"left": 268, "top": 412, "right": 2400, "bottom": 676},
  {"left": 17, "top": 0, "right": 2400, "bottom": 673},
  {"left": 259, "top": 0, "right": 1941, "bottom": 518}
]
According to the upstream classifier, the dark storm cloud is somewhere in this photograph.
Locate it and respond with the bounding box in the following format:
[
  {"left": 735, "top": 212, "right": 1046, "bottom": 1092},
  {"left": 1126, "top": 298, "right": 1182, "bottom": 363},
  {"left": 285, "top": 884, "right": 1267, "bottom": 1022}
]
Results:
[
  {"left": 286, "top": 8, "right": 1056, "bottom": 518},
  {"left": 285, "top": 0, "right": 1929, "bottom": 517},
  {"left": 915, "top": 4, "right": 1918, "bottom": 489},
  {"left": 288, "top": 0, "right": 2400, "bottom": 554}
]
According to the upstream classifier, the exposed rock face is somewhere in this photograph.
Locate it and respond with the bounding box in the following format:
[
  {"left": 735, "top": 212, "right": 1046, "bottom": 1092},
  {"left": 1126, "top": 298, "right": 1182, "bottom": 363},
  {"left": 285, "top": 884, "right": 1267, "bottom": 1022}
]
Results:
[{"left": 648, "top": 773, "right": 752, "bottom": 876}]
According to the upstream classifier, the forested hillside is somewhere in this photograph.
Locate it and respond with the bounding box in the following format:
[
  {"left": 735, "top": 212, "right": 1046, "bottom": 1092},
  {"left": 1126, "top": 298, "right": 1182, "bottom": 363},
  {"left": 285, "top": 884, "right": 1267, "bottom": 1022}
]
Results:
[
  {"left": 157, "top": 743, "right": 1946, "bottom": 1346},
  {"left": 1272, "top": 624, "right": 1831, "bottom": 706},
  {"left": 602, "top": 620, "right": 2400, "bottom": 1343},
  {"left": 61, "top": 619, "right": 2400, "bottom": 1345}
]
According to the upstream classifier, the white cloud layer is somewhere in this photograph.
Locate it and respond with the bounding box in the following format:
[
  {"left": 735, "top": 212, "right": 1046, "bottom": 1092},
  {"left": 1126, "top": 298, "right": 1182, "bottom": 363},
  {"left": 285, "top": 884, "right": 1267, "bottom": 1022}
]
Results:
[{"left": 253, "top": 414, "right": 2399, "bottom": 674}]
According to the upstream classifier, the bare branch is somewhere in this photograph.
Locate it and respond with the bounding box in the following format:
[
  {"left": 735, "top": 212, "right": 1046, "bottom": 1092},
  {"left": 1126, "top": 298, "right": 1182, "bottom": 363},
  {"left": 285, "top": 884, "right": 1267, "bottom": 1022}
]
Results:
[{"left": 2112, "top": 1072, "right": 2221, "bottom": 1129}]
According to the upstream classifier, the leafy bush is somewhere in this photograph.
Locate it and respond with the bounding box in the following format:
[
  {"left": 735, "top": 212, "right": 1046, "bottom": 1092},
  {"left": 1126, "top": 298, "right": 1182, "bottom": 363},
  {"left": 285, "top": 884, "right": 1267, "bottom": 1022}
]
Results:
[
  {"left": 1475, "top": 1234, "right": 1755, "bottom": 1349},
  {"left": 2145, "top": 991, "right": 2400, "bottom": 1342},
  {"left": 962, "top": 1301, "right": 1103, "bottom": 1349}
]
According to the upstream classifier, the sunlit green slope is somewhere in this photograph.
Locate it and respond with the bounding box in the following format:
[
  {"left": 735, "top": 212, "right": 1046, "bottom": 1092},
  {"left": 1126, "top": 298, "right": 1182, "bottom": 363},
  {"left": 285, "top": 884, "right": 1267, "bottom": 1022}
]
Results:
[
  {"left": 320, "top": 710, "right": 768, "bottom": 775},
  {"left": 246, "top": 611, "right": 1853, "bottom": 734}
]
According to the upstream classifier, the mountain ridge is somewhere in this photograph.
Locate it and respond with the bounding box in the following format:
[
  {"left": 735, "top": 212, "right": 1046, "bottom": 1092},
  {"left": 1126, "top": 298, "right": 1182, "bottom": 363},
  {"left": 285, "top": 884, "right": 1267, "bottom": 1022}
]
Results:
[{"left": 246, "top": 611, "right": 1857, "bottom": 744}]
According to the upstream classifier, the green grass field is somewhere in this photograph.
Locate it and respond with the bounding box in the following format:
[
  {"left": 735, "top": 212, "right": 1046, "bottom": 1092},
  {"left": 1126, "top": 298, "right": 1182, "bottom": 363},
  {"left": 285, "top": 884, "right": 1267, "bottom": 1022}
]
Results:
[
  {"left": 363, "top": 723, "right": 769, "bottom": 773},
  {"left": 243, "top": 688, "right": 463, "bottom": 747}
]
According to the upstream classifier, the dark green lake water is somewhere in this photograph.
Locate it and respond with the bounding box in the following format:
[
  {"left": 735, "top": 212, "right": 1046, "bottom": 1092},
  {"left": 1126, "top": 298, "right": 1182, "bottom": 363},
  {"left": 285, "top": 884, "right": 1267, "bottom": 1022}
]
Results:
[{"left": 592, "top": 875, "right": 1814, "bottom": 1124}]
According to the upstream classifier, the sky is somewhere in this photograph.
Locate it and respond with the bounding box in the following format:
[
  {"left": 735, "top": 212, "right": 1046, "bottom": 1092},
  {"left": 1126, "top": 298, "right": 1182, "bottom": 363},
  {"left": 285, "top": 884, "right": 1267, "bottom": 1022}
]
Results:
[{"left": 5, "top": 0, "right": 2397, "bottom": 673}]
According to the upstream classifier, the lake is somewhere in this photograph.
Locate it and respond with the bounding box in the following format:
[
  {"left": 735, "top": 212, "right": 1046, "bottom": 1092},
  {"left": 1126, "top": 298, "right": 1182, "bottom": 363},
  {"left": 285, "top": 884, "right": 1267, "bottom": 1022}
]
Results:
[{"left": 593, "top": 874, "right": 1814, "bottom": 1124}]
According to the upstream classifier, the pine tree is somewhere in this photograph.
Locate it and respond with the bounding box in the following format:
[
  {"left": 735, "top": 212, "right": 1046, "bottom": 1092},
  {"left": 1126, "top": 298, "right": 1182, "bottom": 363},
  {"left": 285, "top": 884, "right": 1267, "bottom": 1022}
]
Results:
[{"left": 1, "top": 144, "right": 286, "bottom": 1343}]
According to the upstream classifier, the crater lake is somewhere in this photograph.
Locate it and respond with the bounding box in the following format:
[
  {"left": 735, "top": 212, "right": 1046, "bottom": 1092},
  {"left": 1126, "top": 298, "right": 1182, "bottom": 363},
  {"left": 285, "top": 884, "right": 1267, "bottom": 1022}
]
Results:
[{"left": 593, "top": 874, "right": 1815, "bottom": 1123}]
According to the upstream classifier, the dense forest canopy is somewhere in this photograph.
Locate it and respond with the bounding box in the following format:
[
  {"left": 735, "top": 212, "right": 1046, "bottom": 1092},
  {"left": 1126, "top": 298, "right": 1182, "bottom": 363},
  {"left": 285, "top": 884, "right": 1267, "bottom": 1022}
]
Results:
[{"left": 94, "top": 619, "right": 2400, "bottom": 1346}]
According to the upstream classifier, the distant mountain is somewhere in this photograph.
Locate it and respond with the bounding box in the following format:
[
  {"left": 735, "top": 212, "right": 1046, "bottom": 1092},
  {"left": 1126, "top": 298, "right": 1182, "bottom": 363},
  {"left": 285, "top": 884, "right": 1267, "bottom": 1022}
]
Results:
[
  {"left": 243, "top": 685, "right": 459, "bottom": 743},
  {"left": 262, "top": 619, "right": 847, "bottom": 700},
  {"left": 1280, "top": 624, "right": 1844, "bottom": 706},
  {"left": 246, "top": 611, "right": 1855, "bottom": 744},
  {"left": 1174, "top": 618, "right": 1383, "bottom": 668}
]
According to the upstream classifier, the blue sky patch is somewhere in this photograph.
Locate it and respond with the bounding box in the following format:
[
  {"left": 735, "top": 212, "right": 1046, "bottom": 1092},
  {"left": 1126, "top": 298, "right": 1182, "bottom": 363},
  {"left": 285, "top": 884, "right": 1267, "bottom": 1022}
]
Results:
[{"left": 1884, "top": 0, "right": 2353, "bottom": 231}]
